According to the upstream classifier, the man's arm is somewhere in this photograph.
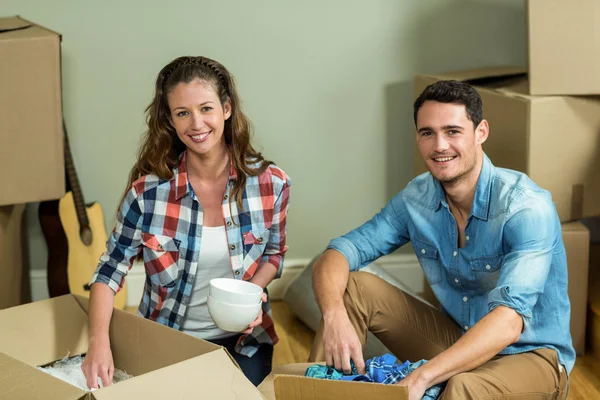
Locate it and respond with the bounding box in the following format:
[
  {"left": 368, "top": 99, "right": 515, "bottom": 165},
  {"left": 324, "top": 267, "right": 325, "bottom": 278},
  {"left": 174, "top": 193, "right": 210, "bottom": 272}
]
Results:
[
  {"left": 312, "top": 250, "right": 363, "bottom": 373},
  {"left": 312, "top": 192, "right": 411, "bottom": 374}
]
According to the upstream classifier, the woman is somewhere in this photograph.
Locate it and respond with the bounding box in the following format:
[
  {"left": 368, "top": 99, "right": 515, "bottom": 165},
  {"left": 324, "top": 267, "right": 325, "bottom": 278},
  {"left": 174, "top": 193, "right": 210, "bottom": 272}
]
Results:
[{"left": 82, "top": 56, "right": 291, "bottom": 388}]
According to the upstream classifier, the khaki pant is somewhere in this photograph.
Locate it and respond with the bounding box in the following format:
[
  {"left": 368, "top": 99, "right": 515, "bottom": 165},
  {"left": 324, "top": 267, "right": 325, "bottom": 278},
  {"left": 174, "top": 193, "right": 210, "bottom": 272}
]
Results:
[{"left": 309, "top": 272, "right": 569, "bottom": 399}]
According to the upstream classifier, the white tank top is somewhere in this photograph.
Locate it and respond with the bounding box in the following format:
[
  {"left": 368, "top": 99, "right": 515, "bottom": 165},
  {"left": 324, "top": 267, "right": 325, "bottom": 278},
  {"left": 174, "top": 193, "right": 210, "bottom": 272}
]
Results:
[{"left": 181, "top": 225, "right": 237, "bottom": 340}]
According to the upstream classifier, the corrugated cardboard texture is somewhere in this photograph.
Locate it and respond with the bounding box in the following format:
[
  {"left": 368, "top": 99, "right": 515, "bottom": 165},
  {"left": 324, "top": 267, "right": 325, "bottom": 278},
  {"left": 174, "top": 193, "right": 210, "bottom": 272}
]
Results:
[
  {"left": 0, "top": 295, "right": 88, "bottom": 366},
  {"left": 414, "top": 68, "right": 600, "bottom": 223},
  {"left": 562, "top": 222, "right": 590, "bottom": 355},
  {"left": 92, "top": 349, "right": 263, "bottom": 400},
  {"left": 0, "top": 204, "right": 25, "bottom": 310},
  {"left": 528, "top": 0, "right": 600, "bottom": 95},
  {"left": 0, "top": 16, "right": 64, "bottom": 205},
  {"left": 0, "top": 352, "right": 85, "bottom": 400}
]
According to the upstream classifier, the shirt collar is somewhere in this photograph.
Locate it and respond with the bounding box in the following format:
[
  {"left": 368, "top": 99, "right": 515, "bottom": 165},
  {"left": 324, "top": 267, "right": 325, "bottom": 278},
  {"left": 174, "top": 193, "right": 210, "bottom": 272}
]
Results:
[
  {"left": 174, "top": 151, "right": 237, "bottom": 200},
  {"left": 471, "top": 153, "right": 493, "bottom": 221},
  {"left": 433, "top": 152, "right": 493, "bottom": 221}
]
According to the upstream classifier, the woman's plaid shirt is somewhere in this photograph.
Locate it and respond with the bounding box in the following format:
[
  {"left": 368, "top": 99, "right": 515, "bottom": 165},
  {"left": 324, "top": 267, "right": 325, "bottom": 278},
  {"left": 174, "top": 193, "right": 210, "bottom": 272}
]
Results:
[{"left": 91, "top": 152, "right": 291, "bottom": 357}]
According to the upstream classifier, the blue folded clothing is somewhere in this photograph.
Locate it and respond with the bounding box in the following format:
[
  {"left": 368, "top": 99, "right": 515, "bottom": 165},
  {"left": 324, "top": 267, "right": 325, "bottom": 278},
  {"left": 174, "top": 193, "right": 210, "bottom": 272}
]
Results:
[{"left": 305, "top": 353, "right": 445, "bottom": 400}]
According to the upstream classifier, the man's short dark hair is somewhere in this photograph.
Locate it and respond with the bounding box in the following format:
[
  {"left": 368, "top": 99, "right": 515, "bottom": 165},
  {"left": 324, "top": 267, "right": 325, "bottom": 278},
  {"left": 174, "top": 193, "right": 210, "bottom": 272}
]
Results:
[{"left": 413, "top": 80, "right": 483, "bottom": 129}]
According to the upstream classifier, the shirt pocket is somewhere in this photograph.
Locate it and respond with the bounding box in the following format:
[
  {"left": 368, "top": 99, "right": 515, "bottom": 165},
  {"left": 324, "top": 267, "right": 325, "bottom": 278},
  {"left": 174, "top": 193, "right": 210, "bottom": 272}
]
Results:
[
  {"left": 469, "top": 254, "right": 503, "bottom": 290},
  {"left": 141, "top": 232, "right": 181, "bottom": 288},
  {"left": 413, "top": 239, "right": 442, "bottom": 285},
  {"left": 242, "top": 229, "right": 270, "bottom": 263}
]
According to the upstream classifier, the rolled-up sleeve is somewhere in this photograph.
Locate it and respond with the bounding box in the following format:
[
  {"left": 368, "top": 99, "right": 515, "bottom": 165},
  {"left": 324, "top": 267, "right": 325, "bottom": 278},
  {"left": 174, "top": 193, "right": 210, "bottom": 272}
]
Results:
[
  {"left": 488, "top": 193, "right": 561, "bottom": 331},
  {"left": 260, "top": 174, "right": 291, "bottom": 278},
  {"left": 90, "top": 187, "right": 144, "bottom": 293},
  {"left": 327, "top": 191, "right": 411, "bottom": 271}
]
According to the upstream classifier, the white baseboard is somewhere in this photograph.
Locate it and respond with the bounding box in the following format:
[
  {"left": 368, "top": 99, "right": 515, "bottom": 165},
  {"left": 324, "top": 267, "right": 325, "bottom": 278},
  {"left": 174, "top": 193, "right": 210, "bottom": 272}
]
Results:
[{"left": 29, "top": 254, "right": 422, "bottom": 306}]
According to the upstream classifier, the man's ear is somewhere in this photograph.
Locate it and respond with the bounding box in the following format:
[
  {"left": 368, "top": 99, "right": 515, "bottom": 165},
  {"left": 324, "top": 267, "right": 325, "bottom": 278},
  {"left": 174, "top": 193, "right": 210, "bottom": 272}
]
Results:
[{"left": 476, "top": 119, "right": 489, "bottom": 145}]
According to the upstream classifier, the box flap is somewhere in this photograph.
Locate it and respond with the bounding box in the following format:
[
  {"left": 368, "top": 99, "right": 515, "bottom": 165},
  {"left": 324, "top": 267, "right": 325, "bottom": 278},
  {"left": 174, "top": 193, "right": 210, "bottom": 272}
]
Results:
[
  {"left": 259, "top": 363, "right": 314, "bottom": 400},
  {"left": 418, "top": 66, "right": 526, "bottom": 83},
  {"left": 0, "top": 295, "right": 88, "bottom": 366},
  {"left": 0, "top": 352, "right": 85, "bottom": 400},
  {"left": 92, "top": 348, "right": 264, "bottom": 399},
  {"left": 274, "top": 375, "right": 408, "bottom": 399},
  {"left": 0, "top": 16, "right": 31, "bottom": 32},
  {"left": 107, "top": 305, "right": 223, "bottom": 376},
  {"left": 416, "top": 66, "right": 529, "bottom": 97},
  {"left": 561, "top": 221, "right": 589, "bottom": 235},
  {"left": 0, "top": 16, "right": 57, "bottom": 40}
]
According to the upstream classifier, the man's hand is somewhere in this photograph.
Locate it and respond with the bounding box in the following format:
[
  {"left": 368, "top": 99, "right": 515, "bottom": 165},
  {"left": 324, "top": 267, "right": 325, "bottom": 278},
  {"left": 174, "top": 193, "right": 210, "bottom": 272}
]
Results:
[
  {"left": 243, "top": 292, "right": 268, "bottom": 335},
  {"left": 396, "top": 370, "right": 429, "bottom": 400},
  {"left": 322, "top": 307, "right": 365, "bottom": 374}
]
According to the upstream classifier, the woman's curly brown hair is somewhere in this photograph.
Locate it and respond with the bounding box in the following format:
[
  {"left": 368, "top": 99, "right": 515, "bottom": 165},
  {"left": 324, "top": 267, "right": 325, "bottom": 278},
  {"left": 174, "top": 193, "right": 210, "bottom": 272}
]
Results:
[{"left": 122, "top": 56, "right": 273, "bottom": 209}]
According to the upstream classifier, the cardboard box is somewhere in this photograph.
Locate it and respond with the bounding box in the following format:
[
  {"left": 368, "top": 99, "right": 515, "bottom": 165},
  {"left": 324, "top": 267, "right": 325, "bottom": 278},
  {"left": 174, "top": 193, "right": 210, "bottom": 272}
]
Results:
[
  {"left": 527, "top": 0, "right": 600, "bottom": 95},
  {"left": 563, "top": 222, "right": 590, "bottom": 355},
  {"left": 0, "top": 295, "right": 265, "bottom": 399},
  {"left": 0, "top": 204, "right": 26, "bottom": 310},
  {"left": 414, "top": 67, "right": 600, "bottom": 223},
  {"left": 258, "top": 363, "right": 408, "bottom": 400},
  {"left": 586, "top": 241, "right": 600, "bottom": 359},
  {"left": 0, "top": 16, "right": 64, "bottom": 206}
]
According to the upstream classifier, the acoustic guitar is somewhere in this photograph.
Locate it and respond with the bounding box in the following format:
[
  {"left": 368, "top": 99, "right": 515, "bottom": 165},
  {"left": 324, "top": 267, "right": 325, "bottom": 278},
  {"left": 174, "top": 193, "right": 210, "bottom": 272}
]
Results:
[{"left": 39, "top": 121, "right": 127, "bottom": 309}]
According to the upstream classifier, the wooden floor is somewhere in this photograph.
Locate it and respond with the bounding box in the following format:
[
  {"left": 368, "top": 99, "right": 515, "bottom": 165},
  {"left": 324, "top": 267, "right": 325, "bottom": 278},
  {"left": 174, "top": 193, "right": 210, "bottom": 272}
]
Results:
[
  {"left": 271, "top": 300, "right": 315, "bottom": 367},
  {"left": 270, "top": 301, "right": 600, "bottom": 399}
]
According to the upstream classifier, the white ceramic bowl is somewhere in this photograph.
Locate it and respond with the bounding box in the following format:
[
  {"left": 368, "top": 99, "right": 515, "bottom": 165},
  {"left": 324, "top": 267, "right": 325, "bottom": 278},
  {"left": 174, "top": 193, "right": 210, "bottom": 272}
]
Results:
[
  {"left": 207, "top": 295, "right": 262, "bottom": 332},
  {"left": 209, "top": 278, "right": 263, "bottom": 305}
]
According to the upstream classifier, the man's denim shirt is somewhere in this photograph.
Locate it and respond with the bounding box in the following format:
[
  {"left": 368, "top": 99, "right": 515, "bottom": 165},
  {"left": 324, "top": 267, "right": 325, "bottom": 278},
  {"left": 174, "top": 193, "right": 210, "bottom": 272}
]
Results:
[{"left": 329, "top": 154, "right": 575, "bottom": 374}]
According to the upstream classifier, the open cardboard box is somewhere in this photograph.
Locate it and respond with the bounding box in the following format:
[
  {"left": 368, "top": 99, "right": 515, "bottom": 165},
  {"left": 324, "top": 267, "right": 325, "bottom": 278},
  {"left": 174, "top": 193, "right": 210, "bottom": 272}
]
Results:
[
  {"left": 258, "top": 363, "right": 408, "bottom": 400},
  {"left": 0, "top": 295, "right": 265, "bottom": 399}
]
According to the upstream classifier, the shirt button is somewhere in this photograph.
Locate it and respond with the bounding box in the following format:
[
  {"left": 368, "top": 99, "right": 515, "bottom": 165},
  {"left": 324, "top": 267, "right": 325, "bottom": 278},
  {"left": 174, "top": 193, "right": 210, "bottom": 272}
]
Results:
[
  {"left": 466, "top": 236, "right": 470, "bottom": 241},
  {"left": 226, "top": 221, "right": 232, "bottom": 227},
  {"left": 454, "top": 278, "right": 459, "bottom": 284},
  {"left": 453, "top": 251, "right": 457, "bottom": 257},
  {"left": 485, "top": 264, "right": 491, "bottom": 270},
  {"left": 464, "top": 325, "right": 469, "bottom": 330},
  {"left": 230, "top": 244, "right": 236, "bottom": 250},
  {"left": 421, "top": 249, "right": 426, "bottom": 254},
  {"left": 234, "top": 270, "right": 240, "bottom": 276},
  {"left": 224, "top": 194, "right": 228, "bottom": 200},
  {"left": 463, "top": 296, "right": 468, "bottom": 302}
]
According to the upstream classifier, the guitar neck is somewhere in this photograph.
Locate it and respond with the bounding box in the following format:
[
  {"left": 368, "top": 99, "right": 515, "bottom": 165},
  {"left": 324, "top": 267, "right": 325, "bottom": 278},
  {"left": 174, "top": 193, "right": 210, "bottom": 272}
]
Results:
[{"left": 63, "top": 121, "right": 90, "bottom": 228}]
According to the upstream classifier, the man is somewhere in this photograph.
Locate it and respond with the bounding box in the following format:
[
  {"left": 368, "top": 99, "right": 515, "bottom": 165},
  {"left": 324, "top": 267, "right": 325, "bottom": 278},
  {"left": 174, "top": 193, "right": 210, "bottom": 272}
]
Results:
[{"left": 309, "top": 80, "right": 573, "bottom": 399}]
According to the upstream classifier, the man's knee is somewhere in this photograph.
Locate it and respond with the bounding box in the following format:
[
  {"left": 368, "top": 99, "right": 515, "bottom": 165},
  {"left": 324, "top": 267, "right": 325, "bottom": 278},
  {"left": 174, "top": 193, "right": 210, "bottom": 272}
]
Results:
[{"left": 441, "top": 373, "right": 485, "bottom": 400}]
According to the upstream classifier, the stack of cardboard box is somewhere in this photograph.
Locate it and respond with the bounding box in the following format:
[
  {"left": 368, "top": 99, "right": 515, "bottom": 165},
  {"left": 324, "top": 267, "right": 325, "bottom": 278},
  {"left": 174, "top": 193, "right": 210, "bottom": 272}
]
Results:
[
  {"left": 0, "top": 16, "right": 65, "bottom": 310},
  {"left": 414, "top": 0, "right": 600, "bottom": 357}
]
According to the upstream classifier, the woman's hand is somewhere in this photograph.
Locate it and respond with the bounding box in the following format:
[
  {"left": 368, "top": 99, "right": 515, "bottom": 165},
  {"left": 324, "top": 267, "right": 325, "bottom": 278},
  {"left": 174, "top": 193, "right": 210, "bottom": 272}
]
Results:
[
  {"left": 242, "top": 292, "right": 268, "bottom": 335},
  {"left": 81, "top": 336, "right": 114, "bottom": 389}
]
